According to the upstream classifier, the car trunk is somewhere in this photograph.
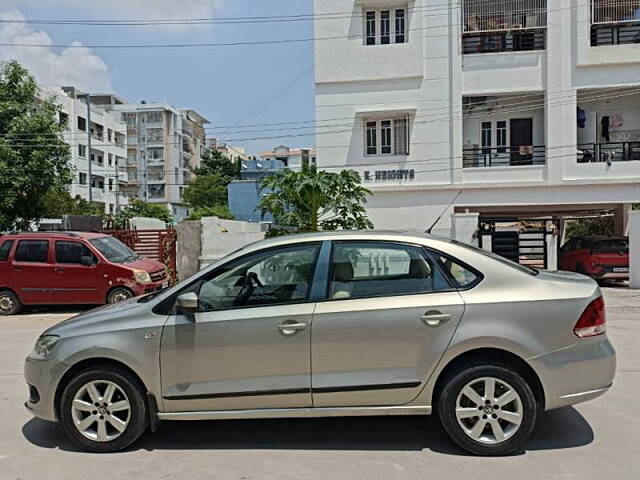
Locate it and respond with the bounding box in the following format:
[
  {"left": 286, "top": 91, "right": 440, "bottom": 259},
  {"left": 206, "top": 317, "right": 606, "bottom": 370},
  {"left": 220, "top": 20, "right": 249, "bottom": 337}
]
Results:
[{"left": 592, "top": 239, "right": 629, "bottom": 270}]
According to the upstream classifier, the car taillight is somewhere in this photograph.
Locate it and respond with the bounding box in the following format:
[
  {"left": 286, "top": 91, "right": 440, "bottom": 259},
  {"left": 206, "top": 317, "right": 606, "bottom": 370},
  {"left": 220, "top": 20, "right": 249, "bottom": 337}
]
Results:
[{"left": 574, "top": 296, "right": 606, "bottom": 338}]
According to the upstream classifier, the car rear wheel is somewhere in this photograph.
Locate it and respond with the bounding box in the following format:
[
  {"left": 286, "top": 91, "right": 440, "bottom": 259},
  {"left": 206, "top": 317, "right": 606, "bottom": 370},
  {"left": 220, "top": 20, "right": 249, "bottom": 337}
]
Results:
[
  {"left": 438, "top": 364, "right": 538, "bottom": 456},
  {"left": 59, "top": 367, "right": 148, "bottom": 452},
  {"left": 107, "top": 287, "right": 133, "bottom": 304},
  {"left": 0, "top": 290, "right": 21, "bottom": 316}
]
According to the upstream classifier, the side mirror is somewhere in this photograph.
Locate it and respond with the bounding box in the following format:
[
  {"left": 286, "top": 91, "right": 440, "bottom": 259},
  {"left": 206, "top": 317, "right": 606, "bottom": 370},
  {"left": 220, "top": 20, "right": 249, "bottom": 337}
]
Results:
[
  {"left": 177, "top": 292, "right": 199, "bottom": 314},
  {"left": 80, "top": 256, "right": 95, "bottom": 267}
]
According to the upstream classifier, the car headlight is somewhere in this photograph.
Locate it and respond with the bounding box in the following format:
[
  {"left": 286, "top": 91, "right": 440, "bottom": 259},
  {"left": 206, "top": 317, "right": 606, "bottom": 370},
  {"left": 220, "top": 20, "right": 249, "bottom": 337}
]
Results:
[
  {"left": 133, "top": 270, "right": 152, "bottom": 285},
  {"left": 29, "top": 335, "right": 59, "bottom": 361}
]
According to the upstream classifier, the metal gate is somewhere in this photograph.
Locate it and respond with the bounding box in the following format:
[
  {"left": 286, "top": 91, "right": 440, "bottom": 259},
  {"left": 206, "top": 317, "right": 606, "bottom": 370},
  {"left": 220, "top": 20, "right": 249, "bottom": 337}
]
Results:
[
  {"left": 103, "top": 229, "right": 178, "bottom": 283},
  {"left": 478, "top": 218, "right": 558, "bottom": 270}
]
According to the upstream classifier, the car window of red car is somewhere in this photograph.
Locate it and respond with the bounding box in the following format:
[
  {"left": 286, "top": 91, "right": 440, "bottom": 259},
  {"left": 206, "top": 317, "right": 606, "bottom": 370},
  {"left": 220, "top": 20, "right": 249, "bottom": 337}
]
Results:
[
  {"left": 595, "top": 239, "right": 628, "bottom": 253},
  {"left": 14, "top": 240, "right": 49, "bottom": 263},
  {"left": 55, "top": 241, "right": 97, "bottom": 264},
  {"left": 0, "top": 240, "right": 13, "bottom": 261}
]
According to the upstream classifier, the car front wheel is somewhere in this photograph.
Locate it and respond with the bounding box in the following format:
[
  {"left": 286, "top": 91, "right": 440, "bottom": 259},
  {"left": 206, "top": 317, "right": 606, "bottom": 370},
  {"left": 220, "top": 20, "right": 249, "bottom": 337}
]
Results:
[
  {"left": 438, "top": 364, "right": 538, "bottom": 456},
  {"left": 0, "top": 290, "right": 21, "bottom": 316},
  {"left": 59, "top": 366, "right": 148, "bottom": 452}
]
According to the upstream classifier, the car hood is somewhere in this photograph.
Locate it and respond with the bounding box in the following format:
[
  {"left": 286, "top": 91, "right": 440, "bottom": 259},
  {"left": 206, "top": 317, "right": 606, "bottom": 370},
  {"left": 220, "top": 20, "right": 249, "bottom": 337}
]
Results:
[
  {"left": 44, "top": 296, "right": 152, "bottom": 337},
  {"left": 124, "top": 257, "right": 165, "bottom": 272}
]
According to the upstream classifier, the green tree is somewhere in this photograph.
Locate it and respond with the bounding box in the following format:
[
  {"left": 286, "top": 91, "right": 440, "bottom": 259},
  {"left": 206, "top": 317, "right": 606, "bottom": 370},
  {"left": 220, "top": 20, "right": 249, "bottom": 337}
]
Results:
[
  {"left": 42, "top": 190, "right": 104, "bottom": 218},
  {"left": 0, "top": 60, "right": 72, "bottom": 231},
  {"left": 187, "top": 205, "right": 234, "bottom": 221},
  {"left": 181, "top": 172, "right": 229, "bottom": 210},
  {"left": 565, "top": 216, "right": 614, "bottom": 239},
  {"left": 258, "top": 165, "right": 373, "bottom": 237},
  {"left": 181, "top": 149, "right": 240, "bottom": 217},
  {"left": 108, "top": 199, "right": 173, "bottom": 229}
]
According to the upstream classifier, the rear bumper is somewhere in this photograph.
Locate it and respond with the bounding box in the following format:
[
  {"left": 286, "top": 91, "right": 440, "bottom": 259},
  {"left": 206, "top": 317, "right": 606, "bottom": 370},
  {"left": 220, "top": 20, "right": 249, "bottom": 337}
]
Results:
[
  {"left": 529, "top": 335, "right": 616, "bottom": 411},
  {"left": 588, "top": 266, "right": 629, "bottom": 280}
]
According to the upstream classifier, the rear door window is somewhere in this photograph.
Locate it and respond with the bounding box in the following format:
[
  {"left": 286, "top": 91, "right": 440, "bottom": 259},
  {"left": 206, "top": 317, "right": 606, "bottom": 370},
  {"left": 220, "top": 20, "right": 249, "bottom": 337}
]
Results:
[
  {"left": 432, "top": 254, "right": 480, "bottom": 288},
  {"left": 0, "top": 240, "right": 13, "bottom": 261},
  {"left": 55, "top": 241, "right": 96, "bottom": 264},
  {"left": 328, "top": 242, "right": 451, "bottom": 300},
  {"left": 14, "top": 240, "right": 49, "bottom": 263}
]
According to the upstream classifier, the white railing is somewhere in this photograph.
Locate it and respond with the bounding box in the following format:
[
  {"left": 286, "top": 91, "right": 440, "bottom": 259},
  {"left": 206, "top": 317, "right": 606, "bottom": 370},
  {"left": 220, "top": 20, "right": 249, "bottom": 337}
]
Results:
[
  {"left": 592, "top": 0, "right": 640, "bottom": 24},
  {"left": 463, "top": 0, "right": 547, "bottom": 33}
]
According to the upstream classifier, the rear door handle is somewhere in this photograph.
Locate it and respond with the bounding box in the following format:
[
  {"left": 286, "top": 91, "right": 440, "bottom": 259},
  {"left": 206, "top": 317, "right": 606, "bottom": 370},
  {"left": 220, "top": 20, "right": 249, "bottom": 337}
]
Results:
[
  {"left": 277, "top": 321, "right": 308, "bottom": 336},
  {"left": 54, "top": 267, "right": 65, "bottom": 272},
  {"left": 421, "top": 311, "right": 451, "bottom": 327}
]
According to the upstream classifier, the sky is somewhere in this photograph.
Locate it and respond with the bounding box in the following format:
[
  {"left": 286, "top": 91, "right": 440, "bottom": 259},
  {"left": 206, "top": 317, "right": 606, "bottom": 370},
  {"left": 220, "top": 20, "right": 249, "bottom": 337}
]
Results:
[{"left": 0, "top": 0, "right": 316, "bottom": 155}]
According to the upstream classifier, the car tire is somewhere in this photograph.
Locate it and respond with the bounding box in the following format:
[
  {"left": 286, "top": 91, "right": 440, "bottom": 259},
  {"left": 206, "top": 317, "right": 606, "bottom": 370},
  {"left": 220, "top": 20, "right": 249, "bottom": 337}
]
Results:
[
  {"left": 0, "top": 290, "right": 22, "bottom": 316},
  {"left": 59, "top": 366, "right": 148, "bottom": 453},
  {"left": 107, "top": 287, "right": 133, "bottom": 304},
  {"left": 438, "top": 364, "right": 538, "bottom": 456}
]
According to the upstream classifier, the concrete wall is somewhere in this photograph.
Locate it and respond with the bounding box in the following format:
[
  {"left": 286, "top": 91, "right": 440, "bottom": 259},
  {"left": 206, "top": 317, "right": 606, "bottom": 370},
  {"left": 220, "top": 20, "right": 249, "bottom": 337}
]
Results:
[
  {"left": 176, "top": 220, "right": 202, "bottom": 281},
  {"left": 200, "top": 217, "right": 266, "bottom": 267}
]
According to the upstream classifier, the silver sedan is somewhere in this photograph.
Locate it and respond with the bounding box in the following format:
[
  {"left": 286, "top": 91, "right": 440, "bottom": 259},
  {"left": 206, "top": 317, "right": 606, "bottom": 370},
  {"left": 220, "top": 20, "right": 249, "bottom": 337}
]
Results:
[{"left": 24, "top": 231, "right": 615, "bottom": 455}]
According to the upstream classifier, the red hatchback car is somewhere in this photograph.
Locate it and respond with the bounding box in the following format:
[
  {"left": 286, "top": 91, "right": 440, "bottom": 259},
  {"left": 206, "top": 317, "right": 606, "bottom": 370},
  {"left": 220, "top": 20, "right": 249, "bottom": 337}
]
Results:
[
  {"left": 559, "top": 235, "right": 629, "bottom": 282},
  {"left": 0, "top": 231, "right": 168, "bottom": 315}
]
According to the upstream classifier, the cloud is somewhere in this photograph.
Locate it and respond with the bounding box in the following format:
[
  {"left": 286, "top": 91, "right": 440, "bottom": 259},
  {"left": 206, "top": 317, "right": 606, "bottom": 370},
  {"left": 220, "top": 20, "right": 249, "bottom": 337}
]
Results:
[
  {"left": 0, "top": 10, "right": 112, "bottom": 91},
  {"left": 1, "top": 1, "right": 226, "bottom": 22}
]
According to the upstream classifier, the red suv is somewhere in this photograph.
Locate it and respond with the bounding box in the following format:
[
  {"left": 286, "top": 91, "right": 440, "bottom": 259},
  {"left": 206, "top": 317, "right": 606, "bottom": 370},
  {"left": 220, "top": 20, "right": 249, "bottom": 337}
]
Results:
[
  {"left": 0, "top": 232, "right": 168, "bottom": 315},
  {"left": 559, "top": 235, "right": 629, "bottom": 281}
]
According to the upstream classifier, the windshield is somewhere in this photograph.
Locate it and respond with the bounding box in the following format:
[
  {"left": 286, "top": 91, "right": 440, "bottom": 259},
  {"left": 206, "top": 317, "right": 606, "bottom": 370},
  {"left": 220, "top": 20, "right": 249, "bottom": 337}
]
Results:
[
  {"left": 90, "top": 237, "right": 139, "bottom": 264},
  {"left": 449, "top": 239, "right": 539, "bottom": 275}
]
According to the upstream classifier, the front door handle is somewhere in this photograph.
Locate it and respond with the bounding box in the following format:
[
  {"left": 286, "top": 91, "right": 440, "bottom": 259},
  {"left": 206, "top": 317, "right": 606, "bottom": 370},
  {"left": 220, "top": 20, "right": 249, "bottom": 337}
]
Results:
[
  {"left": 277, "top": 321, "right": 307, "bottom": 336},
  {"left": 421, "top": 311, "right": 451, "bottom": 327}
]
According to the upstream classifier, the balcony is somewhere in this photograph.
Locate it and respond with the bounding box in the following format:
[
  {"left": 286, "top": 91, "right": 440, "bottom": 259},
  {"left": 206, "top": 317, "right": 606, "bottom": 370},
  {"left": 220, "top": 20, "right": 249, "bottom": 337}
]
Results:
[
  {"left": 591, "top": 0, "right": 640, "bottom": 45},
  {"left": 463, "top": 145, "right": 546, "bottom": 168},
  {"left": 578, "top": 142, "right": 640, "bottom": 163},
  {"left": 462, "top": 0, "right": 547, "bottom": 54}
]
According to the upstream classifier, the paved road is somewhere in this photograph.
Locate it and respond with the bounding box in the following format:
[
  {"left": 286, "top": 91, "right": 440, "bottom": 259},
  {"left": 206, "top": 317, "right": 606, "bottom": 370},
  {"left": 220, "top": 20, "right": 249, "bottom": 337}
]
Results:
[{"left": 1, "top": 288, "right": 638, "bottom": 480}]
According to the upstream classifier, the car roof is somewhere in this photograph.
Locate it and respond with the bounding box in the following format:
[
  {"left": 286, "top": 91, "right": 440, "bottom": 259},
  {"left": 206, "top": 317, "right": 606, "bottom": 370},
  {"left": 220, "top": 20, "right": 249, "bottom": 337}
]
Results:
[
  {"left": 235, "top": 230, "right": 451, "bottom": 254},
  {"left": 0, "top": 231, "right": 108, "bottom": 240}
]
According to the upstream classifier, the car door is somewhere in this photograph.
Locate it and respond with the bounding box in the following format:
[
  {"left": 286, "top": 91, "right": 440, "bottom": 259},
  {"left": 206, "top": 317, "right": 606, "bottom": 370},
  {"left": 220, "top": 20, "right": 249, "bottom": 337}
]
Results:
[
  {"left": 160, "top": 242, "right": 322, "bottom": 413},
  {"left": 311, "top": 241, "right": 469, "bottom": 408},
  {"left": 51, "top": 240, "right": 104, "bottom": 304},
  {"left": 10, "top": 239, "right": 54, "bottom": 304}
]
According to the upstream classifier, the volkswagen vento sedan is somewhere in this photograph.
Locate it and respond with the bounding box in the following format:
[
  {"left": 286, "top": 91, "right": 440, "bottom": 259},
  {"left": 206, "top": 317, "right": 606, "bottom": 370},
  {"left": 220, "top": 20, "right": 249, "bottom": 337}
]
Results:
[{"left": 24, "top": 231, "right": 615, "bottom": 455}]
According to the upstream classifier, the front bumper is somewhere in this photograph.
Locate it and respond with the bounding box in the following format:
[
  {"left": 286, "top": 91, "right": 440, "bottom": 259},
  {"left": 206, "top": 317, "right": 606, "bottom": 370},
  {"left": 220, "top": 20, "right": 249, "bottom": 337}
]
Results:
[
  {"left": 530, "top": 335, "right": 616, "bottom": 411},
  {"left": 132, "top": 280, "right": 167, "bottom": 297},
  {"left": 24, "top": 357, "right": 69, "bottom": 422}
]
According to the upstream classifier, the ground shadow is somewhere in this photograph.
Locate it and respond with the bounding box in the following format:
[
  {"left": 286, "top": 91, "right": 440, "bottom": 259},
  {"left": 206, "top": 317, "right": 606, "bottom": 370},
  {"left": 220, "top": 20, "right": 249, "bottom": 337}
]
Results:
[{"left": 22, "top": 406, "right": 593, "bottom": 456}]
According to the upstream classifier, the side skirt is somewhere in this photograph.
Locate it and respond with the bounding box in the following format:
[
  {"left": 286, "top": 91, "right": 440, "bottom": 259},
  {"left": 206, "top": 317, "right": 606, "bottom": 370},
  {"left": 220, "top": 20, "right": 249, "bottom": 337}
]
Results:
[{"left": 157, "top": 405, "right": 431, "bottom": 421}]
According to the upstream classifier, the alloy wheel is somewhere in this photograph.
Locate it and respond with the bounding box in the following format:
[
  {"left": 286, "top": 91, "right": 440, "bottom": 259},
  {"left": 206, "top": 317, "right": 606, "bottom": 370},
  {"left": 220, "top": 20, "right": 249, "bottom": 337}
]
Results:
[
  {"left": 455, "top": 376, "right": 523, "bottom": 444},
  {"left": 71, "top": 380, "right": 131, "bottom": 442}
]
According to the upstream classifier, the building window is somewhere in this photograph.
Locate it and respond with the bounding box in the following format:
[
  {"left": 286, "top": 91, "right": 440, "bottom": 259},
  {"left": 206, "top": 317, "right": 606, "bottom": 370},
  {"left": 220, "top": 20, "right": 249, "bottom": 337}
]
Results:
[
  {"left": 366, "top": 121, "right": 378, "bottom": 155},
  {"left": 108, "top": 153, "right": 113, "bottom": 166},
  {"left": 79, "top": 172, "right": 87, "bottom": 185},
  {"left": 59, "top": 112, "right": 69, "bottom": 130},
  {"left": 144, "top": 111, "right": 163, "bottom": 123},
  {"left": 149, "top": 184, "right": 165, "bottom": 199},
  {"left": 395, "top": 9, "right": 406, "bottom": 43},
  {"left": 366, "top": 11, "right": 376, "bottom": 45},
  {"left": 496, "top": 121, "right": 507, "bottom": 153},
  {"left": 77, "top": 116, "right": 86, "bottom": 131},
  {"left": 364, "top": 8, "right": 408, "bottom": 45},
  {"left": 481, "top": 121, "right": 492, "bottom": 153},
  {"left": 108, "top": 179, "right": 114, "bottom": 192},
  {"left": 78, "top": 144, "right": 87, "bottom": 157},
  {"left": 365, "top": 117, "right": 410, "bottom": 156},
  {"left": 147, "top": 147, "right": 164, "bottom": 160}
]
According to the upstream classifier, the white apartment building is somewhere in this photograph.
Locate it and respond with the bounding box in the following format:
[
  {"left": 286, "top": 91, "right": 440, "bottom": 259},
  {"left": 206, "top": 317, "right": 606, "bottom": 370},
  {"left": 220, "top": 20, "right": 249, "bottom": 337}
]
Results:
[
  {"left": 46, "top": 87, "right": 129, "bottom": 214},
  {"left": 208, "top": 138, "right": 253, "bottom": 163},
  {"left": 109, "top": 103, "right": 210, "bottom": 221},
  {"left": 314, "top": 0, "right": 640, "bottom": 269},
  {"left": 259, "top": 145, "right": 317, "bottom": 170}
]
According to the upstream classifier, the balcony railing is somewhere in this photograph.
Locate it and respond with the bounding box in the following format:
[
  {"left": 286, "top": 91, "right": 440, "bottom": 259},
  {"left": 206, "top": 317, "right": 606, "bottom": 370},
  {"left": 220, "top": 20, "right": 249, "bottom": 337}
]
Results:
[
  {"left": 591, "top": 0, "right": 640, "bottom": 24},
  {"left": 577, "top": 142, "right": 640, "bottom": 163},
  {"left": 463, "top": 0, "right": 547, "bottom": 33},
  {"left": 462, "top": 28, "right": 546, "bottom": 53},
  {"left": 463, "top": 145, "right": 546, "bottom": 167}
]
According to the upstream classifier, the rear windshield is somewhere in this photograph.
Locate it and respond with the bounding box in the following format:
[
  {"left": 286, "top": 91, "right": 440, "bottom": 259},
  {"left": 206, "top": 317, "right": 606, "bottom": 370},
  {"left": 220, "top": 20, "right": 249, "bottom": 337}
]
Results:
[
  {"left": 449, "top": 239, "right": 539, "bottom": 275},
  {"left": 595, "top": 239, "right": 628, "bottom": 253},
  {"left": 89, "top": 237, "right": 138, "bottom": 264}
]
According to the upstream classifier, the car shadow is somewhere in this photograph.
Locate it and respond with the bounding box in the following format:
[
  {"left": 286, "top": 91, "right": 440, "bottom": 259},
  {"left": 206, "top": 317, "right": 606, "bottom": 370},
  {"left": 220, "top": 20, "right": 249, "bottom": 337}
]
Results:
[{"left": 22, "top": 406, "right": 593, "bottom": 456}]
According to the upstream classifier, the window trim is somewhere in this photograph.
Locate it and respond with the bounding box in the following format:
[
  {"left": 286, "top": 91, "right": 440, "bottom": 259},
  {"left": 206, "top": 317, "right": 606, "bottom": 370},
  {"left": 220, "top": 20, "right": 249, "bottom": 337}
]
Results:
[
  {"left": 324, "top": 240, "right": 460, "bottom": 303},
  {"left": 54, "top": 240, "right": 97, "bottom": 266}
]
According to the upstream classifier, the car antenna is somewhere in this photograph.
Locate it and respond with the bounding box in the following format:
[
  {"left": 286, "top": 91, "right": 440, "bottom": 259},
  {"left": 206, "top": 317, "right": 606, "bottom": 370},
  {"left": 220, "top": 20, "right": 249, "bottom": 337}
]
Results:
[{"left": 426, "top": 190, "right": 463, "bottom": 234}]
